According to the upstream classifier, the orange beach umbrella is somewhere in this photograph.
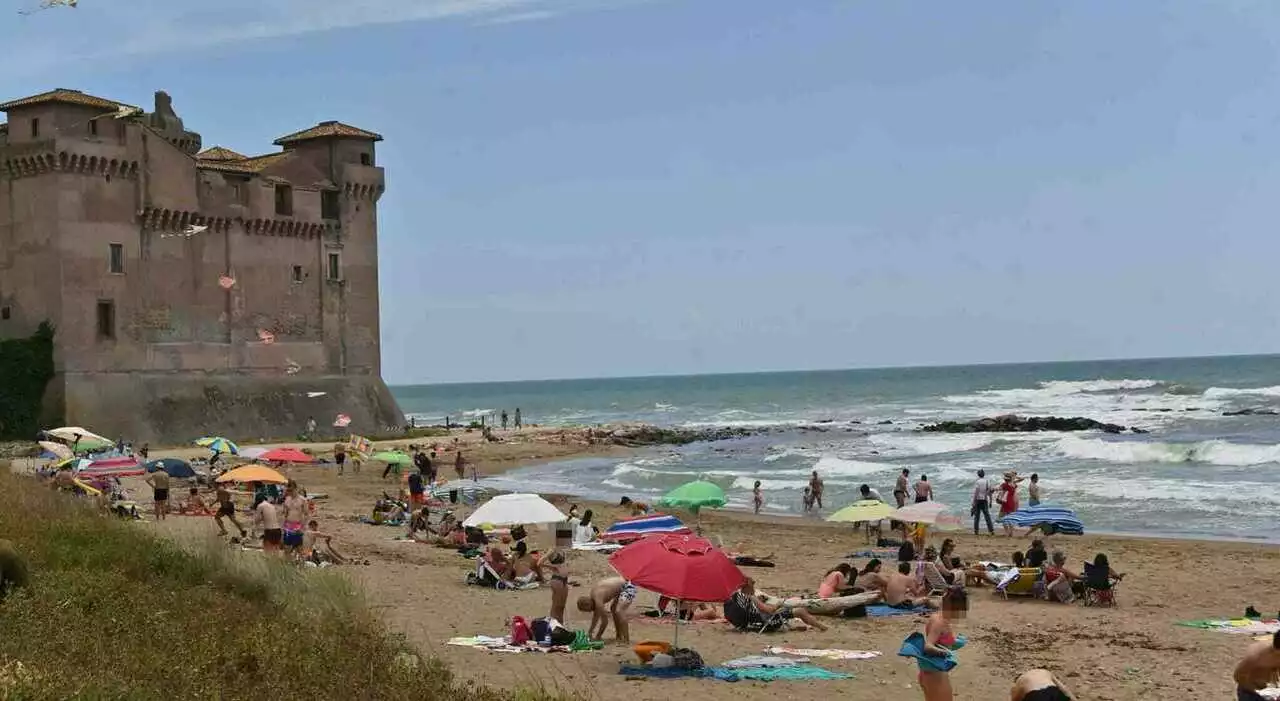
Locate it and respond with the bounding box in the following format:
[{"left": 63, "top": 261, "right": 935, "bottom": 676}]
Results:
[{"left": 215, "top": 465, "right": 287, "bottom": 485}]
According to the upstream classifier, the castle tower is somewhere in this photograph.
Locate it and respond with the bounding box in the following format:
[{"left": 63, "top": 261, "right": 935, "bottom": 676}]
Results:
[{"left": 0, "top": 89, "right": 403, "bottom": 442}]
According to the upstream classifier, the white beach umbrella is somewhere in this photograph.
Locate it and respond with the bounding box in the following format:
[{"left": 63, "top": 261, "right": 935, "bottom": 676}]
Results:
[
  {"left": 892, "top": 501, "right": 952, "bottom": 525},
  {"left": 46, "top": 426, "right": 111, "bottom": 445},
  {"left": 462, "top": 493, "right": 566, "bottom": 528}
]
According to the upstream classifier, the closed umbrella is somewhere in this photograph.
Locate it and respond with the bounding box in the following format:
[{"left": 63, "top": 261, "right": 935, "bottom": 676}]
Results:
[
  {"left": 259, "top": 447, "right": 313, "bottom": 464},
  {"left": 146, "top": 458, "right": 195, "bottom": 479},
  {"left": 215, "top": 465, "right": 287, "bottom": 485},
  {"left": 462, "top": 493, "right": 566, "bottom": 528},
  {"left": 609, "top": 533, "right": 744, "bottom": 645}
]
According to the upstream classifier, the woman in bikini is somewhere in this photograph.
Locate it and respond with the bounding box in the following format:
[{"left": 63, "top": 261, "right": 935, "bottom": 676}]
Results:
[
  {"left": 917, "top": 586, "right": 967, "bottom": 701},
  {"left": 544, "top": 550, "right": 570, "bottom": 622}
]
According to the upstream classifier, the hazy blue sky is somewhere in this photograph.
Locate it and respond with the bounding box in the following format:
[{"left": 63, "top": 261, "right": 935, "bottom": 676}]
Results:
[{"left": 6, "top": 1, "right": 1280, "bottom": 384}]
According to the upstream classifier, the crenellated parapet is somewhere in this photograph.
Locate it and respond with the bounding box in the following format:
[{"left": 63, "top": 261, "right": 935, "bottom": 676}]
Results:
[
  {"left": 0, "top": 146, "right": 139, "bottom": 180},
  {"left": 342, "top": 181, "right": 384, "bottom": 202},
  {"left": 240, "top": 218, "right": 325, "bottom": 238},
  {"left": 138, "top": 207, "right": 233, "bottom": 233}
]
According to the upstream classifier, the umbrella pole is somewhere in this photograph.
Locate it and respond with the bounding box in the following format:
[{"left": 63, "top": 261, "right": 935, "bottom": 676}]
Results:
[{"left": 673, "top": 599, "right": 681, "bottom": 648}]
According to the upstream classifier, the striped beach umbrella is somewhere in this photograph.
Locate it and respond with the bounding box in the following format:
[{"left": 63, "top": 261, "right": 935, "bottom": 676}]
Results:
[{"left": 195, "top": 437, "right": 239, "bottom": 455}]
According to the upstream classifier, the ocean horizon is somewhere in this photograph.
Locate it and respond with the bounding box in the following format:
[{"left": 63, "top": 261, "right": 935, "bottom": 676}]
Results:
[{"left": 391, "top": 354, "right": 1280, "bottom": 542}]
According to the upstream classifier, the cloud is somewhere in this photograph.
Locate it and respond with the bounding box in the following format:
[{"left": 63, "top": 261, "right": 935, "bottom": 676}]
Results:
[{"left": 0, "top": 0, "right": 639, "bottom": 71}]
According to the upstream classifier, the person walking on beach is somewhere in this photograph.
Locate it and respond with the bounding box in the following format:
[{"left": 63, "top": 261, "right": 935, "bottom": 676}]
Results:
[
  {"left": 753, "top": 480, "right": 764, "bottom": 514},
  {"left": 971, "top": 470, "right": 995, "bottom": 536},
  {"left": 454, "top": 451, "right": 466, "bottom": 480},
  {"left": 914, "top": 474, "right": 933, "bottom": 503},
  {"left": 514, "top": 408, "right": 523, "bottom": 430},
  {"left": 1028, "top": 473, "right": 1042, "bottom": 506},
  {"left": 213, "top": 483, "right": 247, "bottom": 538},
  {"left": 809, "top": 471, "right": 825, "bottom": 510},
  {"left": 1235, "top": 631, "right": 1280, "bottom": 701},
  {"left": 334, "top": 442, "right": 347, "bottom": 476},
  {"left": 895, "top": 469, "right": 910, "bottom": 508},
  {"left": 501, "top": 410, "right": 509, "bottom": 430}
]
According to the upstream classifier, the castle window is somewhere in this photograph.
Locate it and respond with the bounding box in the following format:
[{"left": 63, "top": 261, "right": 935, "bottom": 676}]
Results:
[
  {"left": 30, "top": 118, "right": 39, "bottom": 138},
  {"left": 1, "top": 306, "right": 10, "bottom": 321},
  {"left": 321, "top": 190, "right": 340, "bottom": 220},
  {"left": 327, "top": 252, "right": 342, "bottom": 281},
  {"left": 108, "top": 243, "right": 124, "bottom": 274},
  {"left": 89, "top": 119, "right": 98, "bottom": 137},
  {"left": 359, "top": 152, "right": 371, "bottom": 166},
  {"left": 229, "top": 177, "right": 249, "bottom": 205},
  {"left": 291, "top": 265, "right": 304, "bottom": 284},
  {"left": 96, "top": 300, "right": 115, "bottom": 339},
  {"left": 274, "top": 184, "right": 293, "bottom": 216}
]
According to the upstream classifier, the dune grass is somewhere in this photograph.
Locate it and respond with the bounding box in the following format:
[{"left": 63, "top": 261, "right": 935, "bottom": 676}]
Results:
[{"left": 0, "top": 470, "right": 563, "bottom": 700}]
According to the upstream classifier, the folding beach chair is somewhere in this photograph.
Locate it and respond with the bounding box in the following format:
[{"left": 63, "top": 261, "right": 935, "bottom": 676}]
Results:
[
  {"left": 920, "top": 562, "right": 951, "bottom": 596},
  {"left": 995, "top": 568, "right": 1044, "bottom": 600},
  {"left": 1081, "top": 562, "right": 1118, "bottom": 607}
]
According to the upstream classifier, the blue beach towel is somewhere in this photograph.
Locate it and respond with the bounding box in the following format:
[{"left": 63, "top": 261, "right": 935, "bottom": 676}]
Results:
[
  {"left": 867, "top": 604, "right": 930, "bottom": 617},
  {"left": 618, "top": 665, "right": 852, "bottom": 682},
  {"left": 896, "top": 632, "right": 965, "bottom": 672}
]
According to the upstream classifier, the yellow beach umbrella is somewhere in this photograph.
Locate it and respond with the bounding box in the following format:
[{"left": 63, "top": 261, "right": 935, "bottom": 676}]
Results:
[
  {"left": 827, "top": 499, "right": 895, "bottom": 523},
  {"left": 215, "top": 465, "right": 287, "bottom": 485}
]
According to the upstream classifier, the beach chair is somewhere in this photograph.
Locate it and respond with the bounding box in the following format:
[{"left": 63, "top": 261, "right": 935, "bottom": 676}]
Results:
[
  {"left": 1081, "top": 562, "right": 1118, "bottom": 607},
  {"left": 920, "top": 562, "right": 951, "bottom": 595},
  {"left": 995, "top": 568, "right": 1044, "bottom": 600}
]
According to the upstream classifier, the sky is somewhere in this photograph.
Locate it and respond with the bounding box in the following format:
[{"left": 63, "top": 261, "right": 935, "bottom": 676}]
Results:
[{"left": 5, "top": 1, "right": 1280, "bottom": 384}]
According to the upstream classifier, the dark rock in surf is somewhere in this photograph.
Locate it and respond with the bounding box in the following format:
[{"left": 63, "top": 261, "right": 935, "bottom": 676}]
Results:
[
  {"left": 601, "top": 425, "right": 758, "bottom": 447},
  {"left": 1223, "top": 408, "right": 1280, "bottom": 416},
  {"left": 921, "top": 414, "right": 1136, "bottom": 434}
]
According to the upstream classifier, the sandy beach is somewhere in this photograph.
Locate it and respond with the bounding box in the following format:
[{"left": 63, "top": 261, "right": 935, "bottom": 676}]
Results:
[{"left": 97, "top": 428, "right": 1280, "bottom": 700}]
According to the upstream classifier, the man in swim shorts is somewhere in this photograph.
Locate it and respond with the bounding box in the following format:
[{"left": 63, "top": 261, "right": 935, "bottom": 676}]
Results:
[
  {"left": 144, "top": 467, "right": 170, "bottom": 521},
  {"left": 894, "top": 469, "right": 910, "bottom": 508},
  {"left": 281, "top": 484, "right": 310, "bottom": 558},
  {"left": 213, "top": 484, "right": 247, "bottom": 538},
  {"left": 886, "top": 562, "right": 935, "bottom": 610},
  {"left": 1011, "top": 669, "right": 1075, "bottom": 700},
  {"left": 577, "top": 576, "right": 637, "bottom": 642},
  {"left": 256, "top": 497, "right": 282, "bottom": 553},
  {"left": 1235, "top": 631, "right": 1280, "bottom": 701}
]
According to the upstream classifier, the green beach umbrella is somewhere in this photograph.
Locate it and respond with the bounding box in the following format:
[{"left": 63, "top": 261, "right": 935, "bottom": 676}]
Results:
[
  {"left": 658, "top": 480, "right": 726, "bottom": 532},
  {"left": 371, "top": 451, "right": 412, "bottom": 465}
]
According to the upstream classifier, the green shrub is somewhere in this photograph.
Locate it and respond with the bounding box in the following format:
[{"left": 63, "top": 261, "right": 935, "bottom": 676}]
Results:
[
  {"left": 0, "top": 471, "right": 567, "bottom": 700},
  {"left": 0, "top": 322, "right": 55, "bottom": 440}
]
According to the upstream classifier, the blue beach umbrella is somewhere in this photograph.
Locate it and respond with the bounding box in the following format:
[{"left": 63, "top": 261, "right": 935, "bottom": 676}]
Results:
[
  {"left": 146, "top": 458, "right": 196, "bottom": 479},
  {"left": 999, "top": 504, "right": 1084, "bottom": 535}
]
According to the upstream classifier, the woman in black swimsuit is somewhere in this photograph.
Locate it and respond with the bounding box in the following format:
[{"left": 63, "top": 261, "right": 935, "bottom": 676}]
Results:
[{"left": 545, "top": 550, "right": 569, "bottom": 622}]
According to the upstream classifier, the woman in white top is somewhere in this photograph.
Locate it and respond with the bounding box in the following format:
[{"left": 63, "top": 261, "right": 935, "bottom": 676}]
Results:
[{"left": 573, "top": 509, "right": 600, "bottom": 543}]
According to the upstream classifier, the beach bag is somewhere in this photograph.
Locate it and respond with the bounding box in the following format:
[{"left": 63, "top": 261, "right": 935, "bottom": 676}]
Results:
[
  {"left": 670, "top": 647, "right": 704, "bottom": 670},
  {"left": 840, "top": 604, "right": 868, "bottom": 619},
  {"left": 510, "top": 616, "right": 532, "bottom": 645}
]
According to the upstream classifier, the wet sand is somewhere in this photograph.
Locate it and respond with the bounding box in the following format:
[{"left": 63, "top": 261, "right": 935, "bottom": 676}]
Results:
[{"left": 128, "top": 428, "right": 1277, "bottom": 701}]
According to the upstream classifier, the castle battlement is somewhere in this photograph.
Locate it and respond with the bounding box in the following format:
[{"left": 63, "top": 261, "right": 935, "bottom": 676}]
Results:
[{"left": 0, "top": 88, "right": 403, "bottom": 442}]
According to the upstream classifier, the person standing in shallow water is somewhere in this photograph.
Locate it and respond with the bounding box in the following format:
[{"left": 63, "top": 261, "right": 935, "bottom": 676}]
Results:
[
  {"left": 501, "top": 410, "right": 509, "bottom": 430},
  {"left": 971, "top": 470, "right": 994, "bottom": 536},
  {"left": 914, "top": 474, "right": 933, "bottom": 503},
  {"left": 895, "top": 469, "right": 910, "bottom": 508},
  {"left": 809, "top": 471, "right": 825, "bottom": 510},
  {"left": 753, "top": 480, "right": 764, "bottom": 514},
  {"left": 1028, "top": 473, "right": 1042, "bottom": 506},
  {"left": 514, "top": 408, "right": 523, "bottom": 430}
]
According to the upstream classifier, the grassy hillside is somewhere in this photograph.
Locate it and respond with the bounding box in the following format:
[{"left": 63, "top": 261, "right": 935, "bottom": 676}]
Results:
[{"left": 0, "top": 470, "right": 555, "bottom": 700}]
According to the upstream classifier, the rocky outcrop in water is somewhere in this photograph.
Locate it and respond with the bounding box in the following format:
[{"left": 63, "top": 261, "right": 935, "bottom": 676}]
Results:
[
  {"left": 601, "top": 425, "right": 759, "bottom": 446},
  {"left": 921, "top": 414, "right": 1134, "bottom": 434},
  {"left": 1222, "top": 408, "right": 1280, "bottom": 416}
]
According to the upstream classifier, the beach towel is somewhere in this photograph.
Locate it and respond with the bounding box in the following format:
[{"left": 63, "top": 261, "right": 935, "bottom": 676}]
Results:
[
  {"left": 846, "top": 549, "right": 897, "bottom": 560},
  {"left": 618, "top": 665, "right": 852, "bottom": 682},
  {"left": 722, "top": 656, "right": 802, "bottom": 668},
  {"left": 867, "top": 604, "right": 929, "bottom": 617},
  {"left": 1176, "top": 618, "right": 1280, "bottom": 635},
  {"left": 765, "top": 646, "right": 880, "bottom": 660},
  {"left": 572, "top": 542, "right": 624, "bottom": 553},
  {"left": 897, "top": 632, "right": 960, "bottom": 672}
]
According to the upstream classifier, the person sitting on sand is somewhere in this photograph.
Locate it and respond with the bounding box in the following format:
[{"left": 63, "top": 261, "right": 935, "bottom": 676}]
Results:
[
  {"left": 1043, "top": 551, "right": 1081, "bottom": 603},
  {"left": 302, "top": 520, "right": 347, "bottom": 565},
  {"left": 1025, "top": 539, "right": 1049, "bottom": 568},
  {"left": 574, "top": 510, "right": 600, "bottom": 543},
  {"left": 855, "top": 559, "right": 890, "bottom": 594},
  {"left": 1087, "top": 553, "right": 1124, "bottom": 588},
  {"left": 728, "top": 577, "right": 828, "bottom": 632},
  {"left": 1235, "top": 630, "right": 1280, "bottom": 701},
  {"left": 1011, "top": 668, "right": 1075, "bottom": 701},
  {"left": 578, "top": 576, "right": 637, "bottom": 642},
  {"left": 618, "top": 497, "right": 650, "bottom": 516},
  {"left": 508, "top": 542, "right": 544, "bottom": 585},
  {"left": 886, "top": 561, "right": 936, "bottom": 610},
  {"left": 818, "top": 563, "right": 855, "bottom": 598},
  {"left": 181, "top": 487, "right": 210, "bottom": 515}
]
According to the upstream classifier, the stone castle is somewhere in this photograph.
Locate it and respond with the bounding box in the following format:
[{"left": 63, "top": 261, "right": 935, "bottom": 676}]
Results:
[{"left": 0, "top": 88, "right": 404, "bottom": 442}]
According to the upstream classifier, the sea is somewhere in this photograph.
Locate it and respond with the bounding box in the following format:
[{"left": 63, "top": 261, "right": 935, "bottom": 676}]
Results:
[{"left": 391, "top": 355, "right": 1280, "bottom": 543}]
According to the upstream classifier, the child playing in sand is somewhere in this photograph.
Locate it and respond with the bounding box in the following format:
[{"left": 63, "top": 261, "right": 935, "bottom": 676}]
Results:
[
  {"left": 916, "top": 586, "right": 967, "bottom": 701},
  {"left": 302, "top": 520, "right": 347, "bottom": 565},
  {"left": 1235, "top": 631, "right": 1280, "bottom": 701},
  {"left": 181, "top": 487, "right": 210, "bottom": 515},
  {"left": 577, "top": 576, "right": 636, "bottom": 642}
]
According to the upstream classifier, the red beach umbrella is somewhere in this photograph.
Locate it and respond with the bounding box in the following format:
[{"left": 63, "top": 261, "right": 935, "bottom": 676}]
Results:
[
  {"left": 259, "top": 447, "right": 313, "bottom": 464},
  {"left": 608, "top": 533, "right": 745, "bottom": 603}
]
